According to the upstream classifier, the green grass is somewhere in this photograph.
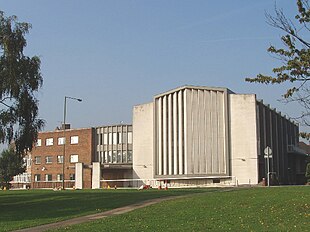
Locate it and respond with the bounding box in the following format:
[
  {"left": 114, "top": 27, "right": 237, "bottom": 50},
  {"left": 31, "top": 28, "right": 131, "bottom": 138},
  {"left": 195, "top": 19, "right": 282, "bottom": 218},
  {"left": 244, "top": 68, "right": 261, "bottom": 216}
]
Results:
[
  {"left": 0, "top": 188, "right": 212, "bottom": 231},
  {"left": 50, "top": 186, "right": 310, "bottom": 232}
]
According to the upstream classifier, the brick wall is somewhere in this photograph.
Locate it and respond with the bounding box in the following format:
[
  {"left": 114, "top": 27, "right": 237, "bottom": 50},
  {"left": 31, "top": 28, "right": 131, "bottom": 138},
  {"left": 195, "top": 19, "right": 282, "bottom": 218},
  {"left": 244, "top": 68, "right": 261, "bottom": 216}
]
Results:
[{"left": 30, "top": 127, "right": 95, "bottom": 189}]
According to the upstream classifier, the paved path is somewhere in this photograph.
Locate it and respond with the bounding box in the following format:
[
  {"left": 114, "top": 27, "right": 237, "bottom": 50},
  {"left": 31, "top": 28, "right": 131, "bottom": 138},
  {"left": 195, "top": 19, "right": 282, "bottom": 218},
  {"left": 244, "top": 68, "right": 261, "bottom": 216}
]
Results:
[{"left": 14, "top": 195, "right": 186, "bottom": 232}]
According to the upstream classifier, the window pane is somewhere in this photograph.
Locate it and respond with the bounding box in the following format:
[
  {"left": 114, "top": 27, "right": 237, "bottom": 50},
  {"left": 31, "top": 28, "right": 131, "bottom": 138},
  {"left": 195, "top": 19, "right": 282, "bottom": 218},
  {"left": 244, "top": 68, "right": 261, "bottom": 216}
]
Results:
[
  {"left": 104, "top": 151, "right": 107, "bottom": 163},
  {"left": 112, "top": 151, "right": 117, "bottom": 163},
  {"left": 69, "top": 174, "right": 75, "bottom": 180},
  {"left": 103, "top": 133, "right": 108, "bottom": 145},
  {"left": 113, "top": 133, "right": 117, "bottom": 145},
  {"left": 70, "top": 136, "right": 79, "bottom": 144},
  {"left": 34, "top": 174, "right": 41, "bottom": 182},
  {"left": 46, "top": 138, "right": 53, "bottom": 146},
  {"left": 35, "top": 156, "right": 41, "bottom": 164},
  {"left": 70, "top": 154, "right": 79, "bottom": 163},
  {"left": 128, "top": 132, "right": 133, "bottom": 144},
  {"left": 45, "top": 174, "right": 52, "bottom": 182},
  {"left": 45, "top": 156, "right": 52, "bottom": 164},
  {"left": 108, "top": 151, "right": 112, "bottom": 163},
  {"left": 57, "top": 174, "right": 63, "bottom": 181},
  {"left": 117, "top": 151, "right": 122, "bottom": 163},
  {"left": 36, "top": 139, "right": 42, "bottom": 147},
  {"left": 122, "top": 151, "right": 127, "bottom": 163},
  {"left": 58, "top": 137, "right": 65, "bottom": 145},
  {"left": 108, "top": 133, "right": 112, "bottom": 145},
  {"left": 118, "top": 132, "right": 122, "bottom": 144},
  {"left": 122, "top": 133, "right": 127, "bottom": 144},
  {"left": 128, "top": 151, "right": 132, "bottom": 162},
  {"left": 57, "top": 155, "right": 63, "bottom": 163}
]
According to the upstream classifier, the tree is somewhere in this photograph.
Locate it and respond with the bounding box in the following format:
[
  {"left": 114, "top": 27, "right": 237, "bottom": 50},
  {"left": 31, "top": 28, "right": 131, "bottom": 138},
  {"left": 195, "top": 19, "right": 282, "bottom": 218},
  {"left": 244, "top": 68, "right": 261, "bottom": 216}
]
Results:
[
  {"left": 0, "top": 148, "right": 25, "bottom": 189},
  {"left": 0, "top": 11, "right": 44, "bottom": 154},
  {"left": 245, "top": 0, "right": 310, "bottom": 137},
  {"left": 306, "top": 162, "right": 310, "bottom": 183}
]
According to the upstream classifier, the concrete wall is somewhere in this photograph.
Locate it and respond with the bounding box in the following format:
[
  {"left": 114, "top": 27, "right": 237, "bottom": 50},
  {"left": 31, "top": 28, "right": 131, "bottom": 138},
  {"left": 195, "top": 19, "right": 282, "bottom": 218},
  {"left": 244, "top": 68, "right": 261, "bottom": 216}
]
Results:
[
  {"left": 154, "top": 86, "right": 229, "bottom": 177},
  {"left": 132, "top": 102, "right": 154, "bottom": 181},
  {"left": 229, "top": 94, "right": 259, "bottom": 184}
]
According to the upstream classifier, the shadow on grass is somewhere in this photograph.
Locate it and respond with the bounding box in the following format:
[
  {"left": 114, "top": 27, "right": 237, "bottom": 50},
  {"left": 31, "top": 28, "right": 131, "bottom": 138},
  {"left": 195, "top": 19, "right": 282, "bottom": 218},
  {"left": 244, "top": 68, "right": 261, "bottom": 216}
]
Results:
[{"left": 0, "top": 188, "right": 220, "bottom": 231}]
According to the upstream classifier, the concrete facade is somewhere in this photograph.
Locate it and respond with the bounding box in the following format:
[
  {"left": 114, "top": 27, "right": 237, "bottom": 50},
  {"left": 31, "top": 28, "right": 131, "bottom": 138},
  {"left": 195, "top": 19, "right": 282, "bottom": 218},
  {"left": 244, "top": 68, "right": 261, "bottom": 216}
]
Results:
[
  {"left": 132, "top": 103, "right": 154, "bottom": 180},
  {"left": 229, "top": 94, "right": 259, "bottom": 185},
  {"left": 132, "top": 86, "right": 302, "bottom": 186}
]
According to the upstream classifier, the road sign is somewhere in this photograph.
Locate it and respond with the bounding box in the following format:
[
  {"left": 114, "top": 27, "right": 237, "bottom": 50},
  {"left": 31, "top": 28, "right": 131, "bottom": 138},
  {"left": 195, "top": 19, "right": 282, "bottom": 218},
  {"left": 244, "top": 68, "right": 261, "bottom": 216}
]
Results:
[{"left": 264, "top": 146, "right": 272, "bottom": 156}]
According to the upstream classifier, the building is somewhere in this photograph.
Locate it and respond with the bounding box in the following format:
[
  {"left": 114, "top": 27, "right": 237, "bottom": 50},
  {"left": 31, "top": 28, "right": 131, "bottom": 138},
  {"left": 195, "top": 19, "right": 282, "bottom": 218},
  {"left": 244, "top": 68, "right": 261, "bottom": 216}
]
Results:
[
  {"left": 94, "top": 124, "right": 133, "bottom": 188},
  {"left": 30, "top": 125, "right": 95, "bottom": 189},
  {"left": 14, "top": 85, "right": 308, "bottom": 189},
  {"left": 132, "top": 86, "right": 306, "bottom": 187}
]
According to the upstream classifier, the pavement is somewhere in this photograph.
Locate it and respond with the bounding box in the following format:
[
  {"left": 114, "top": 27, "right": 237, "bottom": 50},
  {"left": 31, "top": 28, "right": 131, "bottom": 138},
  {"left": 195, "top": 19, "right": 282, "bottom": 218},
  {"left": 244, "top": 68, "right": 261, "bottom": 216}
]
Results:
[{"left": 13, "top": 195, "right": 185, "bottom": 232}]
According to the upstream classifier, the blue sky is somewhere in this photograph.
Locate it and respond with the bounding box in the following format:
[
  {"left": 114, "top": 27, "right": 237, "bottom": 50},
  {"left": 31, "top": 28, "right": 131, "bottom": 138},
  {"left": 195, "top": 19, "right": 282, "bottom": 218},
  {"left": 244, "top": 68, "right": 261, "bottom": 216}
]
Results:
[{"left": 0, "top": 0, "right": 304, "bottom": 132}]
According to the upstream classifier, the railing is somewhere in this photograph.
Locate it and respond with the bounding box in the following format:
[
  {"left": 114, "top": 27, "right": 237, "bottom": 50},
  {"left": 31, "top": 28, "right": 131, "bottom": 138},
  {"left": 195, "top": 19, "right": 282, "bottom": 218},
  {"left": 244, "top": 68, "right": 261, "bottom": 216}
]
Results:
[
  {"left": 32, "top": 180, "right": 75, "bottom": 189},
  {"left": 99, "top": 176, "right": 237, "bottom": 189}
]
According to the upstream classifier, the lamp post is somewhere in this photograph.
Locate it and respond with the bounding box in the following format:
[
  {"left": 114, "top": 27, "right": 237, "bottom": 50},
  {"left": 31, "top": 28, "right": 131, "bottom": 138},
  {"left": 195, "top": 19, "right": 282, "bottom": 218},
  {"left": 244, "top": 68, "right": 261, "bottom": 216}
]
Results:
[{"left": 62, "top": 96, "right": 82, "bottom": 190}]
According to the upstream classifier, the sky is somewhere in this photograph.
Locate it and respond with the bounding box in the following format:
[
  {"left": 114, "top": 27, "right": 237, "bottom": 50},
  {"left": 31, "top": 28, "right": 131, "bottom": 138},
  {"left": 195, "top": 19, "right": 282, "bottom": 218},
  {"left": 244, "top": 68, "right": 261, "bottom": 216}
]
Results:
[{"left": 0, "top": 0, "right": 306, "bottom": 134}]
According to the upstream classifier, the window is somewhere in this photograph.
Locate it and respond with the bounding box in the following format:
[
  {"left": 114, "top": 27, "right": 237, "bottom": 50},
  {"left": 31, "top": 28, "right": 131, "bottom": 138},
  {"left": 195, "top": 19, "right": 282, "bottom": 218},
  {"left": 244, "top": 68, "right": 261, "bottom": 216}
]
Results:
[
  {"left": 99, "top": 134, "right": 103, "bottom": 145},
  {"left": 128, "top": 132, "right": 133, "bottom": 144},
  {"left": 122, "top": 151, "right": 127, "bottom": 163},
  {"left": 122, "top": 133, "right": 127, "bottom": 144},
  {"left": 117, "top": 151, "right": 122, "bottom": 163},
  {"left": 100, "top": 151, "right": 106, "bottom": 163},
  {"left": 46, "top": 138, "right": 53, "bottom": 146},
  {"left": 69, "top": 174, "right": 75, "bottom": 180},
  {"left": 70, "top": 136, "right": 79, "bottom": 144},
  {"left": 118, "top": 132, "right": 122, "bottom": 144},
  {"left": 45, "top": 174, "right": 52, "bottom": 182},
  {"left": 35, "top": 156, "right": 41, "bottom": 164},
  {"left": 128, "top": 151, "right": 132, "bottom": 163},
  {"left": 70, "top": 154, "right": 79, "bottom": 163},
  {"left": 113, "top": 133, "right": 117, "bottom": 145},
  {"left": 57, "top": 155, "right": 63, "bottom": 163},
  {"left": 45, "top": 156, "right": 52, "bottom": 164},
  {"left": 57, "top": 174, "right": 63, "bottom": 181},
  {"left": 34, "top": 174, "right": 41, "bottom": 182},
  {"left": 58, "top": 137, "right": 65, "bottom": 145},
  {"left": 112, "top": 151, "right": 117, "bottom": 163},
  {"left": 36, "top": 139, "right": 42, "bottom": 147},
  {"left": 108, "top": 151, "right": 112, "bottom": 163},
  {"left": 108, "top": 133, "right": 112, "bottom": 145},
  {"left": 103, "top": 133, "right": 108, "bottom": 145}
]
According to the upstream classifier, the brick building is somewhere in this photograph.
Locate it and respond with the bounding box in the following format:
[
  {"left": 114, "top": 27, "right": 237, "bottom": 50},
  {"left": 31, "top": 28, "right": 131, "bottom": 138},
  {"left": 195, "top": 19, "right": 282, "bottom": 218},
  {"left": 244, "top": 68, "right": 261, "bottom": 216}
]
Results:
[{"left": 30, "top": 126, "right": 95, "bottom": 189}]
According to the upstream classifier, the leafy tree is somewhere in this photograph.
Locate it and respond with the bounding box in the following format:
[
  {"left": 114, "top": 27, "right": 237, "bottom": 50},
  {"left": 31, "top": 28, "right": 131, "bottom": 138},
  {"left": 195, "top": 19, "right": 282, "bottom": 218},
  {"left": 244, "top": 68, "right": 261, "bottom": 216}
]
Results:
[
  {"left": 306, "top": 162, "right": 310, "bottom": 183},
  {"left": 0, "top": 148, "right": 25, "bottom": 189},
  {"left": 0, "top": 11, "right": 44, "bottom": 154},
  {"left": 245, "top": 0, "right": 310, "bottom": 137}
]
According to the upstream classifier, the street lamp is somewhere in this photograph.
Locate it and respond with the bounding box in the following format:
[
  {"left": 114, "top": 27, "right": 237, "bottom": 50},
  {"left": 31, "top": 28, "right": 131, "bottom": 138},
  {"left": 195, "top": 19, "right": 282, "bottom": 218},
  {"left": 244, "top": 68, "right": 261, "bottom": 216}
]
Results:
[{"left": 62, "top": 96, "right": 82, "bottom": 190}]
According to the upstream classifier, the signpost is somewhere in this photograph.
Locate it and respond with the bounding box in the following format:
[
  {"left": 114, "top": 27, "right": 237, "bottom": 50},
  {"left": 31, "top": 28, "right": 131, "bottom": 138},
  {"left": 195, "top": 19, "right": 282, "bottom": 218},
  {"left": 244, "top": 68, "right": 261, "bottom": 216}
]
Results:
[{"left": 264, "top": 146, "right": 272, "bottom": 187}]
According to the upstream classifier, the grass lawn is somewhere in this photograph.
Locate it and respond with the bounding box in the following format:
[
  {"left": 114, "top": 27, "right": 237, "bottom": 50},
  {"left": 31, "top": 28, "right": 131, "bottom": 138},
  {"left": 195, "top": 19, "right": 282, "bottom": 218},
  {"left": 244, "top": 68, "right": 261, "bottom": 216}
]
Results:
[
  {"left": 0, "top": 188, "right": 213, "bottom": 231},
  {"left": 50, "top": 186, "right": 310, "bottom": 232}
]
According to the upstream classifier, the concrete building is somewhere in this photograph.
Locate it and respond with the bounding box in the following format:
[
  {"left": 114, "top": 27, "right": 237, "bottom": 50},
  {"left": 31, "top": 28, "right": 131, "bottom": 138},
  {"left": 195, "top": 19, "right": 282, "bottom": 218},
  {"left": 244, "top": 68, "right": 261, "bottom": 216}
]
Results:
[
  {"left": 94, "top": 124, "right": 133, "bottom": 188},
  {"left": 133, "top": 86, "right": 305, "bottom": 186}
]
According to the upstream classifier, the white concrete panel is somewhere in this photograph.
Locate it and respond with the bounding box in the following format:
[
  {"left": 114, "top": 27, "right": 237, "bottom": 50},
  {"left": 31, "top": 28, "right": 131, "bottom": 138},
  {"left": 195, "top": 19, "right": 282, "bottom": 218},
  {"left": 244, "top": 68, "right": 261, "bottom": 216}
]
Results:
[
  {"left": 92, "top": 162, "right": 101, "bottom": 189},
  {"left": 229, "top": 94, "right": 259, "bottom": 184},
  {"left": 168, "top": 94, "right": 173, "bottom": 175},
  {"left": 157, "top": 98, "right": 162, "bottom": 175},
  {"left": 163, "top": 96, "right": 167, "bottom": 175},
  {"left": 75, "top": 162, "right": 83, "bottom": 189},
  {"left": 178, "top": 91, "right": 184, "bottom": 174},
  {"left": 132, "top": 103, "right": 154, "bottom": 180},
  {"left": 173, "top": 92, "right": 178, "bottom": 175}
]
